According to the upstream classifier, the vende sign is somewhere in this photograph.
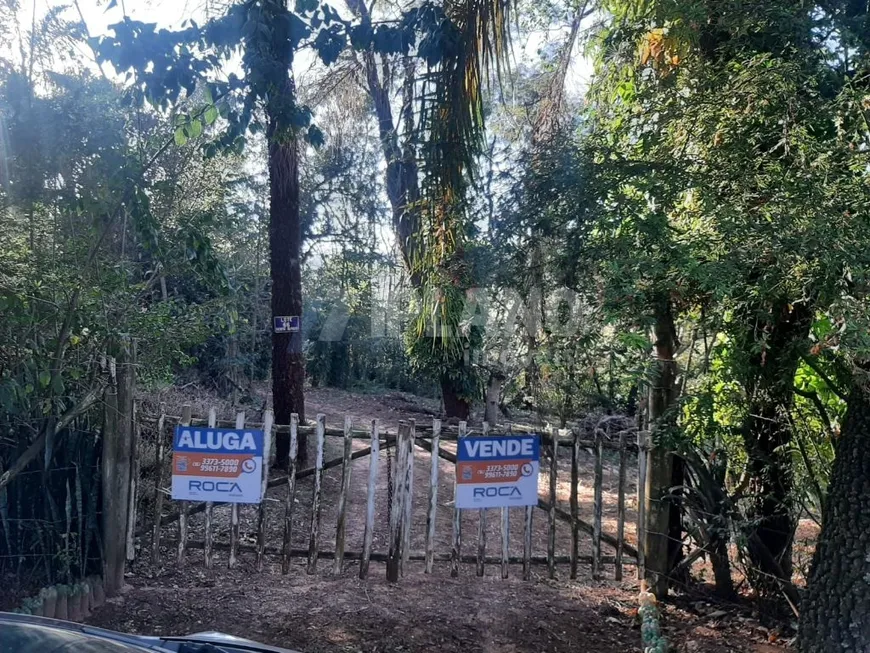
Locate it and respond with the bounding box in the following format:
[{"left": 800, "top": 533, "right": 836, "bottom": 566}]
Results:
[
  {"left": 455, "top": 434, "right": 540, "bottom": 509},
  {"left": 171, "top": 426, "right": 265, "bottom": 504}
]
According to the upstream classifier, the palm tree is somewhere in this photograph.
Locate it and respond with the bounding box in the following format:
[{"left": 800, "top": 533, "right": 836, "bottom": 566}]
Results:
[{"left": 348, "top": 0, "right": 514, "bottom": 417}]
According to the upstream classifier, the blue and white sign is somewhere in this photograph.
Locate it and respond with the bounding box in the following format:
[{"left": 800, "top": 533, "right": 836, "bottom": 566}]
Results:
[
  {"left": 172, "top": 426, "right": 265, "bottom": 504},
  {"left": 273, "top": 315, "right": 300, "bottom": 333},
  {"left": 455, "top": 434, "right": 540, "bottom": 509}
]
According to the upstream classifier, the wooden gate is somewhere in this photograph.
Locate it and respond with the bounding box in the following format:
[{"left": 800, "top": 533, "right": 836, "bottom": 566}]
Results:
[{"left": 139, "top": 407, "right": 645, "bottom": 582}]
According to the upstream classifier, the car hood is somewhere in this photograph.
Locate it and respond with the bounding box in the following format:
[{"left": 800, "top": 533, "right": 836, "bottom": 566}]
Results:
[{"left": 0, "top": 613, "right": 302, "bottom": 653}]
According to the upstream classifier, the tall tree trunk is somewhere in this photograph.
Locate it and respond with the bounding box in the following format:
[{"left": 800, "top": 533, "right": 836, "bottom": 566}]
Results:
[
  {"left": 741, "top": 302, "right": 812, "bottom": 588},
  {"left": 798, "top": 375, "right": 870, "bottom": 652},
  {"left": 269, "top": 80, "right": 306, "bottom": 466},
  {"left": 709, "top": 527, "right": 736, "bottom": 599},
  {"left": 441, "top": 375, "right": 471, "bottom": 420},
  {"left": 484, "top": 370, "right": 504, "bottom": 424},
  {"left": 644, "top": 298, "right": 679, "bottom": 597},
  {"left": 744, "top": 396, "right": 794, "bottom": 584}
]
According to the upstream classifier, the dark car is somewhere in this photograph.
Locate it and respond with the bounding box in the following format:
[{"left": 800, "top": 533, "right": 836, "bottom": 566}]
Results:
[{"left": 0, "top": 612, "right": 301, "bottom": 653}]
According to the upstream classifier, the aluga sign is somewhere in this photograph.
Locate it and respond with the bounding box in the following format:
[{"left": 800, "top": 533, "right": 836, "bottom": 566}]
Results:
[
  {"left": 172, "top": 426, "right": 265, "bottom": 504},
  {"left": 455, "top": 434, "right": 540, "bottom": 509}
]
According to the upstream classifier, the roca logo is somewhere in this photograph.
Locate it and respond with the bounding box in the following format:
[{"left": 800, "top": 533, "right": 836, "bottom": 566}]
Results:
[
  {"left": 473, "top": 487, "right": 521, "bottom": 498},
  {"left": 189, "top": 480, "right": 242, "bottom": 493}
]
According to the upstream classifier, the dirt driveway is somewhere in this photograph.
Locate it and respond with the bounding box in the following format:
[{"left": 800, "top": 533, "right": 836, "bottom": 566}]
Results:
[
  {"left": 86, "top": 557, "right": 792, "bottom": 653},
  {"left": 87, "top": 563, "right": 641, "bottom": 653}
]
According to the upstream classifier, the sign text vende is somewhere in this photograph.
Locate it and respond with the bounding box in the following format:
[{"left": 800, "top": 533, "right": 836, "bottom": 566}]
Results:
[{"left": 455, "top": 434, "right": 540, "bottom": 509}]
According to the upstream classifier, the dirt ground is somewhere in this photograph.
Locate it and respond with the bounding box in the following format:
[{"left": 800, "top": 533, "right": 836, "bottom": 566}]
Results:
[
  {"left": 87, "top": 562, "right": 792, "bottom": 653},
  {"left": 96, "top": 386, "right": 796, "bottom": 653}
]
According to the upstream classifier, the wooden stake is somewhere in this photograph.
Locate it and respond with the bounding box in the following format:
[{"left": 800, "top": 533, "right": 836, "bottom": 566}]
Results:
[
  {"left": 450, "top": 421, "right": 466, "bottom": 578},
  {"left": 401, "top": 419, "right": 415, "bottom": 575},
  {"left": 477, "top": 421, "right": 489, "bottom": 577},
  {"left": 177, "top": 405, "right": 192, "bottom": 567},
  {"left": 500, "top": 504, "right": 509, "bottom": 579},
  {"left": 547, "top": 426, "right": 557, "bottom": 580},
  {"left": 333, "top": 416, "right": 354, "bottom": 574},
  {"left": 204, "top": 407, "right": 217, "bottom": 569},
  {"left": 615, "top": 431, "right": 627, "bottom": 581},
  {"left": 387, "top": 423, "right": 408, "bottom": 583},
  {"left": 592, "top": 429, "right": 604, "bottom": 580},
  {"left": 523, "top": 504, "right": 533, "bottom": 581},
  {"left": 570, "top": 429, "right": 580, "bottom": 580},
  {"left": 150, "top": 404, "right": 166, "bottom": 565},
  {"left": 281, "top": 414, "right": 299, "bottom": 575},
  {"left": 256, "top": 409, "right": 274, "bottom": 571},
  {"left": 306, "top": 415, "right": 326, "bottom": 574},
  {"left": 104, "top": 342, "right": 135, "bottom": 595},
  {"left": 126, "top": 399, "right": 140, "bottom": 563},
  {"left": 228, "top": 411, "right": 245, "bottom": 569},
  {"left": 425, "top": 419, "right": 441, "bottom": 574},
  {"left": 359, "top": 419, "right": 379, "bottom": 580}
]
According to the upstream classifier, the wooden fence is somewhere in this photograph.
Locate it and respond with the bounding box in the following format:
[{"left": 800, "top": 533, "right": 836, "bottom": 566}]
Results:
[{"left": 137, "top": 407, "right": 647, "bottom": 582}]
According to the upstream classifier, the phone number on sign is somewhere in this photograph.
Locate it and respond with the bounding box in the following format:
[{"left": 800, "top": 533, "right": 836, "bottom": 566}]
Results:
[{"left": 197, "top": 458, "right": 240, "bottom": 473}]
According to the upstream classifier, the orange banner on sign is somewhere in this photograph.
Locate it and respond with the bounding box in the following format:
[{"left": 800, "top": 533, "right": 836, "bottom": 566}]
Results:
[
  {"left": 172, "top": 452, "right": 252, "bottom": 478},
  {"left": 457, "top": 460, "right": 531, "bottom": 484}
]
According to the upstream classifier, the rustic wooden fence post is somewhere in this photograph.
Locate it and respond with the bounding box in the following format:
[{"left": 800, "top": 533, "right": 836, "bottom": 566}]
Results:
[
  {"left": 500, "top": 499, "right": 510, "bottom": 580},
  {"left": 306, "top": 414, "right": 326, "bottom": 574},
  {"left": 636, "top": 429, "right": 648, "bottom": 582},
  {"left": 176, "top": 405, "right": 193, "bottom": 566},
  {"left": 126, "top": 393, "right": 140, "bottom": 564},
  {"left": 281, "top": 414, "right": 300, "bottom": 575},
  {"left": 150, "top": 404, "right": 167, "bottom": 565},
  {"left": 256, "top": 409, "right": 275, "bottom": 571},
  {"left": 592, "top": 429, "right": 604, "bottom": 580},
  {"left": 522, "top": 499, "right": 534, "bottom": 581},
  {"left": 101, "top": 361, "right": 122, "bottom": 595},
  {"left": 102, "top": 341, "right": 136, "bottom": 597},
  {"left": 359, "top": 419, "right": 380, "bottom": 579},
  {"left": 615, "top": 431, "right": 627, "bottom": 581},
  {"left": 570, "top": 429, "right": 581, "bottom": 580},
  {"left": 400, "top": 419, "right": 416, "bottom": 576},
  {"left": 547, "top": 426, "right": 558, "bottom": 580},
  {"left": 386, "top": 423, "right": 409, "bottom": 583},
  {"left": 450, "top": 421, "right": 466, "bottom": 578},
  {"left": 424, "top": 419, "right": 441, "bottom": 574},
  {"left": 333, "top": 416, "right": 354, "bottom": 574},
  {"left": 228, "top": 411, "right": 245, "bottom": 569},
  {"left": 521, "top": 423, "right": 533, "bottom": 581},
  {"left": 203, "top": 407, "right": 217, "bottom": 569},
  {"left": 499, "top": 425, "right": 510, "bottom": 580},
  {"left": 477, "top": 421, "right": 489, "bottom": 577}
]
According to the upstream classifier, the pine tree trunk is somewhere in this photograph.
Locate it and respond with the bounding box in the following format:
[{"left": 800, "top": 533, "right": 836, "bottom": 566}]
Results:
[
  {"left": 268, "top": 81, "right": 306, "bottom": 466},
  {"left": 799, "top": 376, "right": 870, "bottom": 652}
]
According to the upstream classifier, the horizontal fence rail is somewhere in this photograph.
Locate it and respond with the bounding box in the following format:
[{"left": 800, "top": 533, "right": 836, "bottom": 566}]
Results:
[{"left": 140, "top": 406, "right": 645, "bottom": 583}]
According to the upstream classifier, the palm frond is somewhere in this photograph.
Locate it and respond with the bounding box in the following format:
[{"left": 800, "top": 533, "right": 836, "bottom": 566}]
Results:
[{"left": 418, "top": 0, "right": 511, "bottom": 207}]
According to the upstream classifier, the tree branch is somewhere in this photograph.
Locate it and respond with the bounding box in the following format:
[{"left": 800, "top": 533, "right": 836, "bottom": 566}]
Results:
[{"left": 801, "top": 354, "right": 848, "bottom": 402}]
